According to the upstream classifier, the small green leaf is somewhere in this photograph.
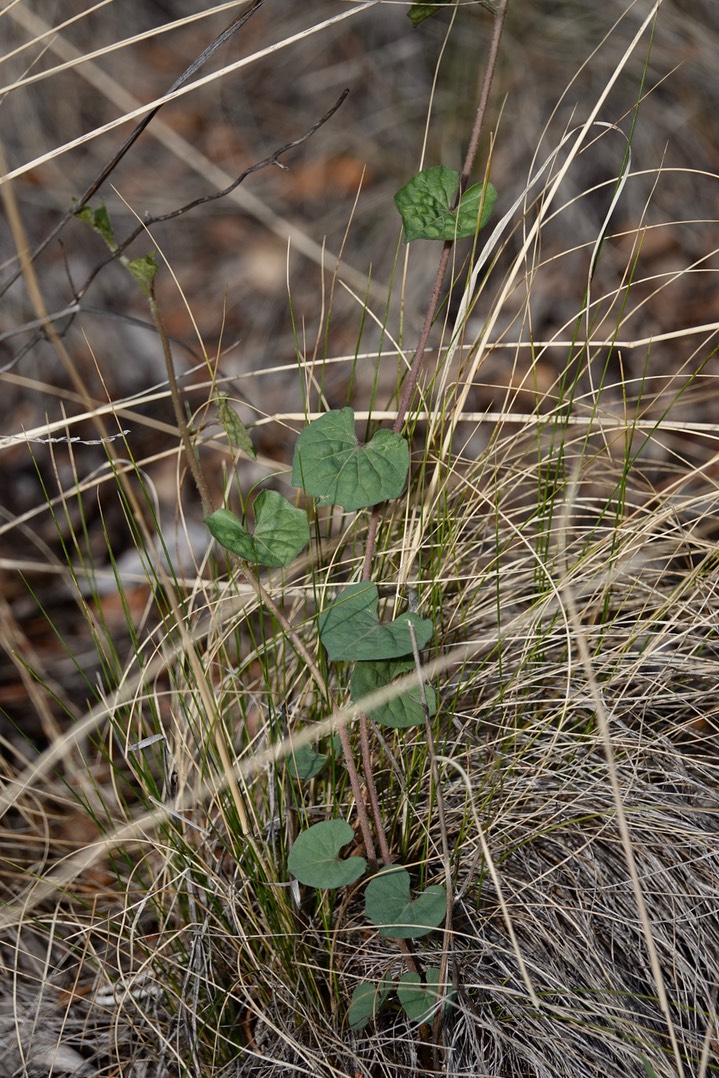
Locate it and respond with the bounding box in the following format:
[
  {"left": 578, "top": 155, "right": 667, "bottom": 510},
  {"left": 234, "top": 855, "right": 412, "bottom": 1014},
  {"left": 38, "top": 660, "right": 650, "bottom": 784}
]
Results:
[
  {"left": 216, "top": 393, "right": 256, "bottom": 459},
  {"left": 287, "top": 820, "right": 367, "bottom": 889},
  {"left": 126, "top": 253, "right": 158, "bottom": 296},
  {"left": 365, "top": 867, "right": 446, "bottom": 939},
  {"left": 397, "top": 969, "right": 445, "bottom": 1023},
  {"left": 205, "top": 491, "right": 309, "bottom": 568},
  {"left": 351, "top": 659, "right": 436, "bottom": 728},
  {"left": 292, "top": 408, "right": 409, "bottom": 511},
  {"left": 76, "top": 203, "right": 117, "bottom": 250},
  {"left": 286, "top": 741, "right": 328, "bottom": 781},
  {"left": 76, "top": 202, "right": 156, "bottom": 294},
  {"left": 319, "top": 583, "right": 433, "bottom": 662},
  {"left": 394, "top": 165, "right": 497, "bottom": 242},
  {"left": 347, "top": 976, "right": 393, "bottom": 1030},
  {"left": 408, "top": 0, "right": 453, "bottom": 27}
]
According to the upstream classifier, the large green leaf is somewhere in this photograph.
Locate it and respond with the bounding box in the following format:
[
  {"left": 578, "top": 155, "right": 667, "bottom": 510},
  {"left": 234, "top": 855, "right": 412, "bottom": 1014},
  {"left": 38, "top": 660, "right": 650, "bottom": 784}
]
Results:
[
  {"left": 205, "top": 490, "right": 309, "bottom": 568},
  {"left": 286, "top": 741, "right": 328, "bottom": 781},
  {"left": 364, "top": 867, "right": 446, "bottom": 939},
  {"left": 292, "top": 408, "right": 409, "bottom": 511},
  {"left": 351, "top": 659, "right": 436, "bottom": 728},
  {"left": 319, "top": 583, "right": 433, "bottom": 662},
  {"left": 287, "top": 820, "right": 367, "bottom": 889},
  {"left": 394, "top": 165, "right": 497, "bottom": 242},
  {"left": 347, "top": 976, "right": 394, "bottom": 1031},
  {"left": 397, "top": 969, "right": 445, "bottom": 1023}
]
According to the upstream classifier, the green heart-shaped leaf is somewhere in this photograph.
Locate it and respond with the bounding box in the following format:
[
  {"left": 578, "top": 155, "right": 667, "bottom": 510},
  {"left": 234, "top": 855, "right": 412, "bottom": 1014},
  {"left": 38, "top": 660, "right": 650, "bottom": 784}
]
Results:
[
  {"left": 350, "top": 659, "right": 436, "bottom": 728},
  {"left": 286, "top": 741, "right": 328, "bottom": 781},
  {"left": 292, "top": 408, "right": 409, "bottom": 511},
  {"left": 288, "top": 820, "right": 367, "bottom": 889},
  {"left": 319, "top": 583, "right": 433, "bottom": 662},
  {"left": 365, "top": 867, "right": 446, "bottom": 939},
  {"left": 205, "top": 490, "right": 309, "bottom": 568},
  {"left": 347, "top": 975, "right": 394, "bottom": 1030},
  {"left": 397, "top": 969, "right": 445, "bottom": 1023},
  {"left": 394, "top": 165, "right": 497, "bottom": 242}
]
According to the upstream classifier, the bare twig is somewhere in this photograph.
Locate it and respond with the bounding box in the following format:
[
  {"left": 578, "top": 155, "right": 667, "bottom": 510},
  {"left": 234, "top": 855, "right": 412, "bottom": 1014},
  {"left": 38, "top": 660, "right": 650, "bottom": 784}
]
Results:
[
  {"left": 0, "top": 0, "right": 270, "bottom": 302},
  {"left": 73, "top": 90, "right": 350, "bottom": 306},
  {"left": 2, "top": 89, "right": 349, "bottom": 375}
]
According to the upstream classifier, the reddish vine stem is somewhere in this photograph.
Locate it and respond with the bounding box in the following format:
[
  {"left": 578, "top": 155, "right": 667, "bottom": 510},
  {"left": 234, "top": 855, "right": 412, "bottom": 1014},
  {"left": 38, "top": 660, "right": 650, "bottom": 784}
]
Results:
[
  {"left": 338, "top": 724, "right": 378, "bottom": 865},
  {"left": 357, "top": 1, "right": 509, "bottom": 868},
  {"left": 393, "top": 0, "right": 508, "bottom": 439}
]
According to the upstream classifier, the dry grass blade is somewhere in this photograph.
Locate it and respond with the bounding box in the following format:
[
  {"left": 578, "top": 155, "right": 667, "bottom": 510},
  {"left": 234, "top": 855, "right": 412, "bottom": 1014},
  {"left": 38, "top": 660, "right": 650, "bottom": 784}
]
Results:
[{"left": 1, "top": 2, "right": 719, "bottom": 1076}]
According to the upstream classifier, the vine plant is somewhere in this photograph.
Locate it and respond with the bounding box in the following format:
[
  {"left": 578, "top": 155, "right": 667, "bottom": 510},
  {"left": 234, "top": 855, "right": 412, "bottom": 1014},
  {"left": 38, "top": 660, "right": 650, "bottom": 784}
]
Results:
[
  {"left": 206, "top": 153, "right": 499, "bottom": 1030},
  {"left": 78, "top": 0, "right": 507, "bottom": 1036},
  {"left": 209, "top": 404, "right": 446, "bottom": 1029}
]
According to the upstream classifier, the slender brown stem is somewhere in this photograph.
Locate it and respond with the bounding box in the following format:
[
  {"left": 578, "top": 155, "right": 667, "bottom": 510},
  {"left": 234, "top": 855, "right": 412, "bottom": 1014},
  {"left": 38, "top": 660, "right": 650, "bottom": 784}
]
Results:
[
  {"left": 392, "top": 242, "right": 454, "bottom": 438},
  {"left": 351, "top": 0, "right": 509, "bottom": 987},
  {"left": 338, "top": 724, "right": 377, "bottom": 865},
  {"left": 150, "top": 295, "right": 329, "bottom": 690},
  {"left": 151, "top": 295, "right": 213, "bottom": 515},
  {"left": 359, "top": 715, "right": 389, "bottom": 864},
  {"left": 361, "top": 512, "right": 380, "bottom": 582},
  {"left": 1, "top": 149, "right": 267, "bottom": 853},
  {"left": 393, "top": 0, "right": 508, "bottom": 440},
  {"left": 457, "top": 0, "right": 508, "bottom": 196},
  {"left": 361, "top": 2, "right": 510, "bottom": 584},
  {"left": 355, "top": 3, "right": 510, "bottom": 868}
]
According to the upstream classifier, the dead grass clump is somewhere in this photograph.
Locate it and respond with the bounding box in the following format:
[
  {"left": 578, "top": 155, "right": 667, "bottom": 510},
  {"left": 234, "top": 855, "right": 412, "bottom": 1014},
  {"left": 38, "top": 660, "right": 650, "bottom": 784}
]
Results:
[{"left": 2, "top": 3, "right": 719, "bottom": 1077}]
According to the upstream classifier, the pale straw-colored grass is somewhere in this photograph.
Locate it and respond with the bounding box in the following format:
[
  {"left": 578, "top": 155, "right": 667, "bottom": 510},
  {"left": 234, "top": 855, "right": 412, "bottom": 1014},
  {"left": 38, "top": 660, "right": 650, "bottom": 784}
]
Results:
[{"left": 1, "top": 2, "right": 718, "bottom": 1076}]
